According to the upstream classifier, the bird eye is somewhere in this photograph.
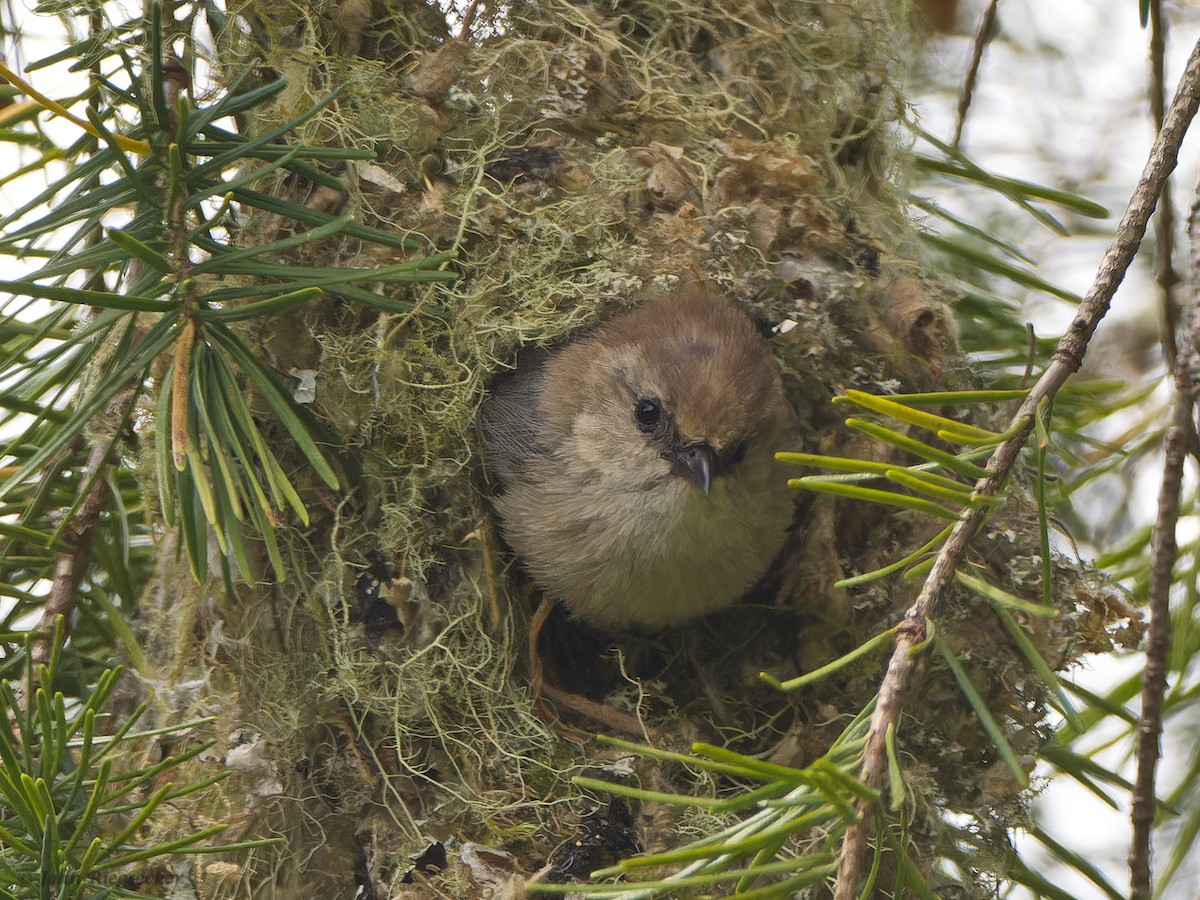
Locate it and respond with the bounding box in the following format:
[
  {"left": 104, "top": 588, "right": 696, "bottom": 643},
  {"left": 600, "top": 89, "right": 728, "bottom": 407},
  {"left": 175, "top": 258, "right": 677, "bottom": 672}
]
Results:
[{"left": 634, "top": 398, "right": 663, "bottom": 432}]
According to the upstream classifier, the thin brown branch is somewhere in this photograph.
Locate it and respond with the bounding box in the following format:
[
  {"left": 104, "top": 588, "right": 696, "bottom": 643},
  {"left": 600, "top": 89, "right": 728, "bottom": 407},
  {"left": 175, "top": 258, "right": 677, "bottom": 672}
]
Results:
[
  {"left": 1150, "top": 0, "right": 1183, "bottom": 371},
  {"left": 33, "top": 484, "right": 106, "bottom": 669},
  {"left": 951, "top": 0, "right": 1000, "bottom": 151},
  {"left": 1130, "top": 10, "right": 1189, "bottom": 895},
  {"left": 539, "top": 682, "right": 649, "bottom": 739},
  {"left": 833, "top": 33, "right": 1200, "bottom": 900},
  {"left": 1130, "top": 120, "right": 1200, "bottom": 900},
  {"left": 1129, "top": 312, "right": 1196, "bottom": 900},
  {"left": 31, "top": 385, "right": 138, "bottom": 670}
]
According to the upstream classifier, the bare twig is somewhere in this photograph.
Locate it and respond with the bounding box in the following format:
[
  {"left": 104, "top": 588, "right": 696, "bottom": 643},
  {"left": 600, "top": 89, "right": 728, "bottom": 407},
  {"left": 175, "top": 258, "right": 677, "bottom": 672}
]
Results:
[
  {"left": 31, "top": 386, "right": 137, "bottom": 670},
  {"left": 1148, "top": 0, "right": 1200, "bottom": 465},
  {"left": 833, "top": 34, "right": 1200, "bottom": 900},
  {"left": 1128, "top": 9, "right": 1191, "bottom": 897},
  {"left": 1129, "top": 119, "right": 1200, "bottom": 900},
  {"left": 1150, "top": 1, "right": 1184, "bottom": 370},
  {"left": 539, "top": 682, "right": 649, "bottom": 739},
  {"left": 951, "top": 0, "right": 1000, "bottom": 151},
  {"left": 1129, "top": 306, "right": 1196, "bottom": 900}
]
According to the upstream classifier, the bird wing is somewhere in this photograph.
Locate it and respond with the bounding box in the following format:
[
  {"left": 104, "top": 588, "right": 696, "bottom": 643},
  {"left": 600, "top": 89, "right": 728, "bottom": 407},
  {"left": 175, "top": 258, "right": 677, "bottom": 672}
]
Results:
[{"left": 477, "top": 347, "right": 552, "bottom": 486}]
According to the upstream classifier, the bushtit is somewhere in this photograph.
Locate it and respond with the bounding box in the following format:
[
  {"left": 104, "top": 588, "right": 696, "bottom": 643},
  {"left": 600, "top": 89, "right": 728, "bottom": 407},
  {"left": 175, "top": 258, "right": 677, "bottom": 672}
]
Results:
[{"left": 478, "top": 290, "right": 796, "bottom": 630}]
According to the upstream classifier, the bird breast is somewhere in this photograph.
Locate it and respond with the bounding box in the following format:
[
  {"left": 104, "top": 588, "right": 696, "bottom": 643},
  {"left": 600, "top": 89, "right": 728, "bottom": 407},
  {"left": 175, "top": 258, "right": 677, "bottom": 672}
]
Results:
[{"left": 495, "top": 435, "right": 792, "bottom": 629}]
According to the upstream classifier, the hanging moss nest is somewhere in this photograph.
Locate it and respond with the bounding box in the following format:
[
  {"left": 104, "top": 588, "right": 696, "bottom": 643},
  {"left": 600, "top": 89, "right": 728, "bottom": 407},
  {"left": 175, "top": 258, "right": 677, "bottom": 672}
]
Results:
[{"left": 135, "top": 2, "right": 1138, "bottom": 897}]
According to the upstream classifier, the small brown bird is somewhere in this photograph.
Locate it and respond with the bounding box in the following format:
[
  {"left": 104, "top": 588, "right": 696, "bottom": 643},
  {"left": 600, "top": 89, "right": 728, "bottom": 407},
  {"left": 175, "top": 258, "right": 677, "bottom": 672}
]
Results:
[{"left": 478, "top": 290, "right": 796, "bottom": 630}]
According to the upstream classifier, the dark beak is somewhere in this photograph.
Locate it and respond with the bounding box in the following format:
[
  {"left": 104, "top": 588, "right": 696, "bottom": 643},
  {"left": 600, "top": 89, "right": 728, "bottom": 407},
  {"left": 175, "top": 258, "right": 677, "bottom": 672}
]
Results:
[{"left": 669, "top": 444, "right": 719, "bottom": 494}]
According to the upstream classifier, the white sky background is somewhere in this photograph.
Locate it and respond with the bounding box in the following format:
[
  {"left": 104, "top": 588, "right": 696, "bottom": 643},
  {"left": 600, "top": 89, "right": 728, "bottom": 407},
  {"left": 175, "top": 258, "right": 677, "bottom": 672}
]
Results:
[
  {"left": 916, "top": 2, "right": 1200, "bottom": 898},
  {"left": 4, "top": 1, "right": 1200, "bottom": 897}
]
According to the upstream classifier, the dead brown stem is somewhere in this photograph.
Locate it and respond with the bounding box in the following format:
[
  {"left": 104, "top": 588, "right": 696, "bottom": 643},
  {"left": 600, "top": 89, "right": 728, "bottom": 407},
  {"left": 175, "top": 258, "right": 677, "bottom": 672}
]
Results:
[
  {"left": 31, "top": 386, "right": 138, "bottom": 671},
  {"left": 833, "top": 33, "right": 1200, "bottom": 900}
]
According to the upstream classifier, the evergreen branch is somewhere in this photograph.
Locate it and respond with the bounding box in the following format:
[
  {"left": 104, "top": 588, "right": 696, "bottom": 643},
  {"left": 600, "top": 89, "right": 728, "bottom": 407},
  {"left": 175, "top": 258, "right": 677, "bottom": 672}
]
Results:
[
  {"left": 933, "top": 227, "right": 1084, "bottom": 291},
  {"left": 1157, "top": 745, "right": 1200, "bottom": 889},
  {"left": 834, "top": 524, "right": 953, "bottom": 588},
  {"left": 760, "top": 625, "right": 899, "bottom": 691},
  {"left": 832, "top": 32, "right": 1200, "bottom": 900},
  {"left": 0, "top": 60, "right": 150, "bottom": 155},
  {"left": 1031, "top": 825, "right": 1125, "bottom": 900},
  {"left": 833, "top": 389, "right": 999, "bottom": 441},
  {"left": 0, "top": 41, "right": 453, "bottom": 591},
  {"left": 955, "top": 569, "right": 1058, "bottom": 617},
  {"left": 984, "top": 598, "right": 1083, "bottom": 731},
  {"left": 935, "top": 637, "right": 1029, "bottom": 786},
  {"left": 911, "top": 195, "right": 1037, "bottom": 265},
  {"left": 0, "top": 631, "right": 271, "bottom": 893},
  {"left": 843, "top": 419, "right": 992, "bottom": 478},
  {"left": 877, "top": 389, "right": 1031, "bottom": 405},
  {"left": 1038, "top": 743, "right": 1159, "bottom": 811},
  {"left": 786, "top": 478, "right": 962, "bottom": 519},
  {"left": 543, "top": 720, "right": 871, "bottom": 897},
  {"left": 913, "top": 126, "right": 1109, "bottom": 221}
]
